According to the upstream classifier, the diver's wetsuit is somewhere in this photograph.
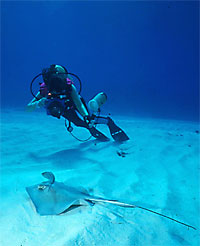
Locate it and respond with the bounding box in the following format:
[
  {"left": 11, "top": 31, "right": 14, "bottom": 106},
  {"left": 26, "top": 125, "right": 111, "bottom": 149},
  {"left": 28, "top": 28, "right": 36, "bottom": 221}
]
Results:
[
  {"left": 27, "top": 65, "right": 129, "bottom": 142},
  {"left": 27, "top": 90, "right": 129, "bottom": 142},
  {"left": 63, "top": 108, "right": 88, "bottom": 128}
]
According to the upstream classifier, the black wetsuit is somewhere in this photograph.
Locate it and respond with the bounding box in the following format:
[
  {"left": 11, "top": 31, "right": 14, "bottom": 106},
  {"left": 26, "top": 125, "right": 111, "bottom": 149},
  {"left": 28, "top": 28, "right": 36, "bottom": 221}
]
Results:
[{"left": 44, "top": 84, "right": 129, "bottom": 142}]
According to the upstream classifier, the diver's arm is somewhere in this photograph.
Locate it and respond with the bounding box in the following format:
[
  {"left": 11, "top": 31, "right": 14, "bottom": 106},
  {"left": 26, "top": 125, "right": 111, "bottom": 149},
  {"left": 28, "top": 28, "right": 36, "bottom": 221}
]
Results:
[
  {"left": 71, "top": 85, "right": 89, "bottom": 117},
  {"left": 26, "top": 92, "right": 46, "bottom": 112}
]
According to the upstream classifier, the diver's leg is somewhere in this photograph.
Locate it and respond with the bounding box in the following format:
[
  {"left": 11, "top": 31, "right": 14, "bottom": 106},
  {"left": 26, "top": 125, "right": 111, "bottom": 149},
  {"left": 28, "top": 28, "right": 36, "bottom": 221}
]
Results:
[
  {"left": 63, "top": 109, "right": 88, "bottom": 128},
  {"left": 94, "top": 116, "right": 129, "bottom": 142},
  {"left": 63, "top": 110, "right": 109, "bottom": 141}
]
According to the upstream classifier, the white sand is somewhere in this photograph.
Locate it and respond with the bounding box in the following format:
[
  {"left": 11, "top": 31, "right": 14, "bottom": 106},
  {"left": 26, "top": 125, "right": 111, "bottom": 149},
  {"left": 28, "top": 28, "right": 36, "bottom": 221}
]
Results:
[{"left": 0, "top": 108, "right": 199, "bottom": 246}]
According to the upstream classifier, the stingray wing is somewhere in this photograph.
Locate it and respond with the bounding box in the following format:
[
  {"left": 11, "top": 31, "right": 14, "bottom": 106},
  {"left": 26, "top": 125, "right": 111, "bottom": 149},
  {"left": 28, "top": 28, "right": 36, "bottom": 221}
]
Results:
[{"left": 26, "top": 182, "right": 83, "bottom": 215}]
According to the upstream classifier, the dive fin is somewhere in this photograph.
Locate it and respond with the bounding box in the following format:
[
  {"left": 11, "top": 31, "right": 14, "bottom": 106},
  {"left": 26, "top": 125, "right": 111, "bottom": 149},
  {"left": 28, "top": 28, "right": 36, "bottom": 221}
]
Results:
[
  {"left": 107, "top": 117, "right": 129, "bottom": 142},
  {"left": 89, "top": 127, "right": 109, "bottom": 141}
]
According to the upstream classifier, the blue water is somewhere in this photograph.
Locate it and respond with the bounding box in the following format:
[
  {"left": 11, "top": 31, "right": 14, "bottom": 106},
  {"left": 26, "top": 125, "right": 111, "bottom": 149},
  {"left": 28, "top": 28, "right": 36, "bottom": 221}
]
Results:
[{"left": 1, "top": 1, "right": 199, "bottom": 121}]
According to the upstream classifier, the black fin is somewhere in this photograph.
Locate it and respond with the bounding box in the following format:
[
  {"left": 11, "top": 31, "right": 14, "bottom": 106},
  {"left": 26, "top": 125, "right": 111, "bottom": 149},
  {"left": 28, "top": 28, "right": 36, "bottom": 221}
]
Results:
[
  {"left": 89, "top": 127, "right": 109, "bottom": 141},
  {"left": 107, "top": 117, "right": 129, "bottom": 142}
]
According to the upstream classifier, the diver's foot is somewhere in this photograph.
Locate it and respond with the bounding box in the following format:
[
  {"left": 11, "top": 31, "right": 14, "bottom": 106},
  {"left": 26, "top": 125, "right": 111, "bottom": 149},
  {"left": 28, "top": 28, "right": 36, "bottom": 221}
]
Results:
[
  {"left": 89, "top": 127, "right": 109, "bottom": 141},
  {"left": 107, "top": 117, "right": 129, "bottom": 142}
]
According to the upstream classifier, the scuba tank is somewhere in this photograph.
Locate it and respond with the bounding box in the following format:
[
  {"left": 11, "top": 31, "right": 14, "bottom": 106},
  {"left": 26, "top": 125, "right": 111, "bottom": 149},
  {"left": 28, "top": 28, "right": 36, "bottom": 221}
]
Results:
[{"left": 88, "top": 92, "right": 107, "bottom": 112}]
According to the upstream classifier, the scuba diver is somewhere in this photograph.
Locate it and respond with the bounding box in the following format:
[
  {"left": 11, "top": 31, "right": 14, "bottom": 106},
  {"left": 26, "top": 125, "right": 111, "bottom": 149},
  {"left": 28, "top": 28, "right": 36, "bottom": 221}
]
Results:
[{"left": 27, "top": 64, "right": 129, "bottom": 142}]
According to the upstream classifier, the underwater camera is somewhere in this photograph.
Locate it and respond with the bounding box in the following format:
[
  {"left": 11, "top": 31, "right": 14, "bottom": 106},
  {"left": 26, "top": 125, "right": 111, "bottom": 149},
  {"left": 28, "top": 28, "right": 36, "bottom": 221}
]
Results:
[{"left": 45, "top": 97, "right": 66, "bottom": 119}]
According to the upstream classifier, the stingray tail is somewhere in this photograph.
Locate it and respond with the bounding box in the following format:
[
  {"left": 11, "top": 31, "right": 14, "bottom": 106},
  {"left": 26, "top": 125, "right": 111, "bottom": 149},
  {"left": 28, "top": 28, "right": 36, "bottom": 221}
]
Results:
[
  {"left": 88, "top": 198, "right": 136, "bottom": 208},
  {"left": 88, "top": 198, "right": 196, "bottom": 230}
]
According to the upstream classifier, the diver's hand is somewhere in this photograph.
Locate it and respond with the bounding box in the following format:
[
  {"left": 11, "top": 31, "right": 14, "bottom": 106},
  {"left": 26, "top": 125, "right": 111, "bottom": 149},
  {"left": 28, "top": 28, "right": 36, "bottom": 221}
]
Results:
[{"left": 37, "top": 97, "right": 47, "bottom": 108}]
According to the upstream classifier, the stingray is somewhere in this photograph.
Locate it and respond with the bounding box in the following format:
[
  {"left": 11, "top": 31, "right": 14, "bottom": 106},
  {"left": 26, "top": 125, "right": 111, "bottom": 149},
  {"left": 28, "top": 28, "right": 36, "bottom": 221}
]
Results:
[{"left": 26, "top": 172, "right": 196, "bottom": 230}]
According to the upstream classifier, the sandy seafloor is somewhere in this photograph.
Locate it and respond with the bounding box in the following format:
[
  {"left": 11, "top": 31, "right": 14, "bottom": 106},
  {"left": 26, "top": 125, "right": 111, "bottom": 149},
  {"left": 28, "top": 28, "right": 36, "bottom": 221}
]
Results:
[{"left": 0, "top": 108, "right": 199, "bottom": 246}]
